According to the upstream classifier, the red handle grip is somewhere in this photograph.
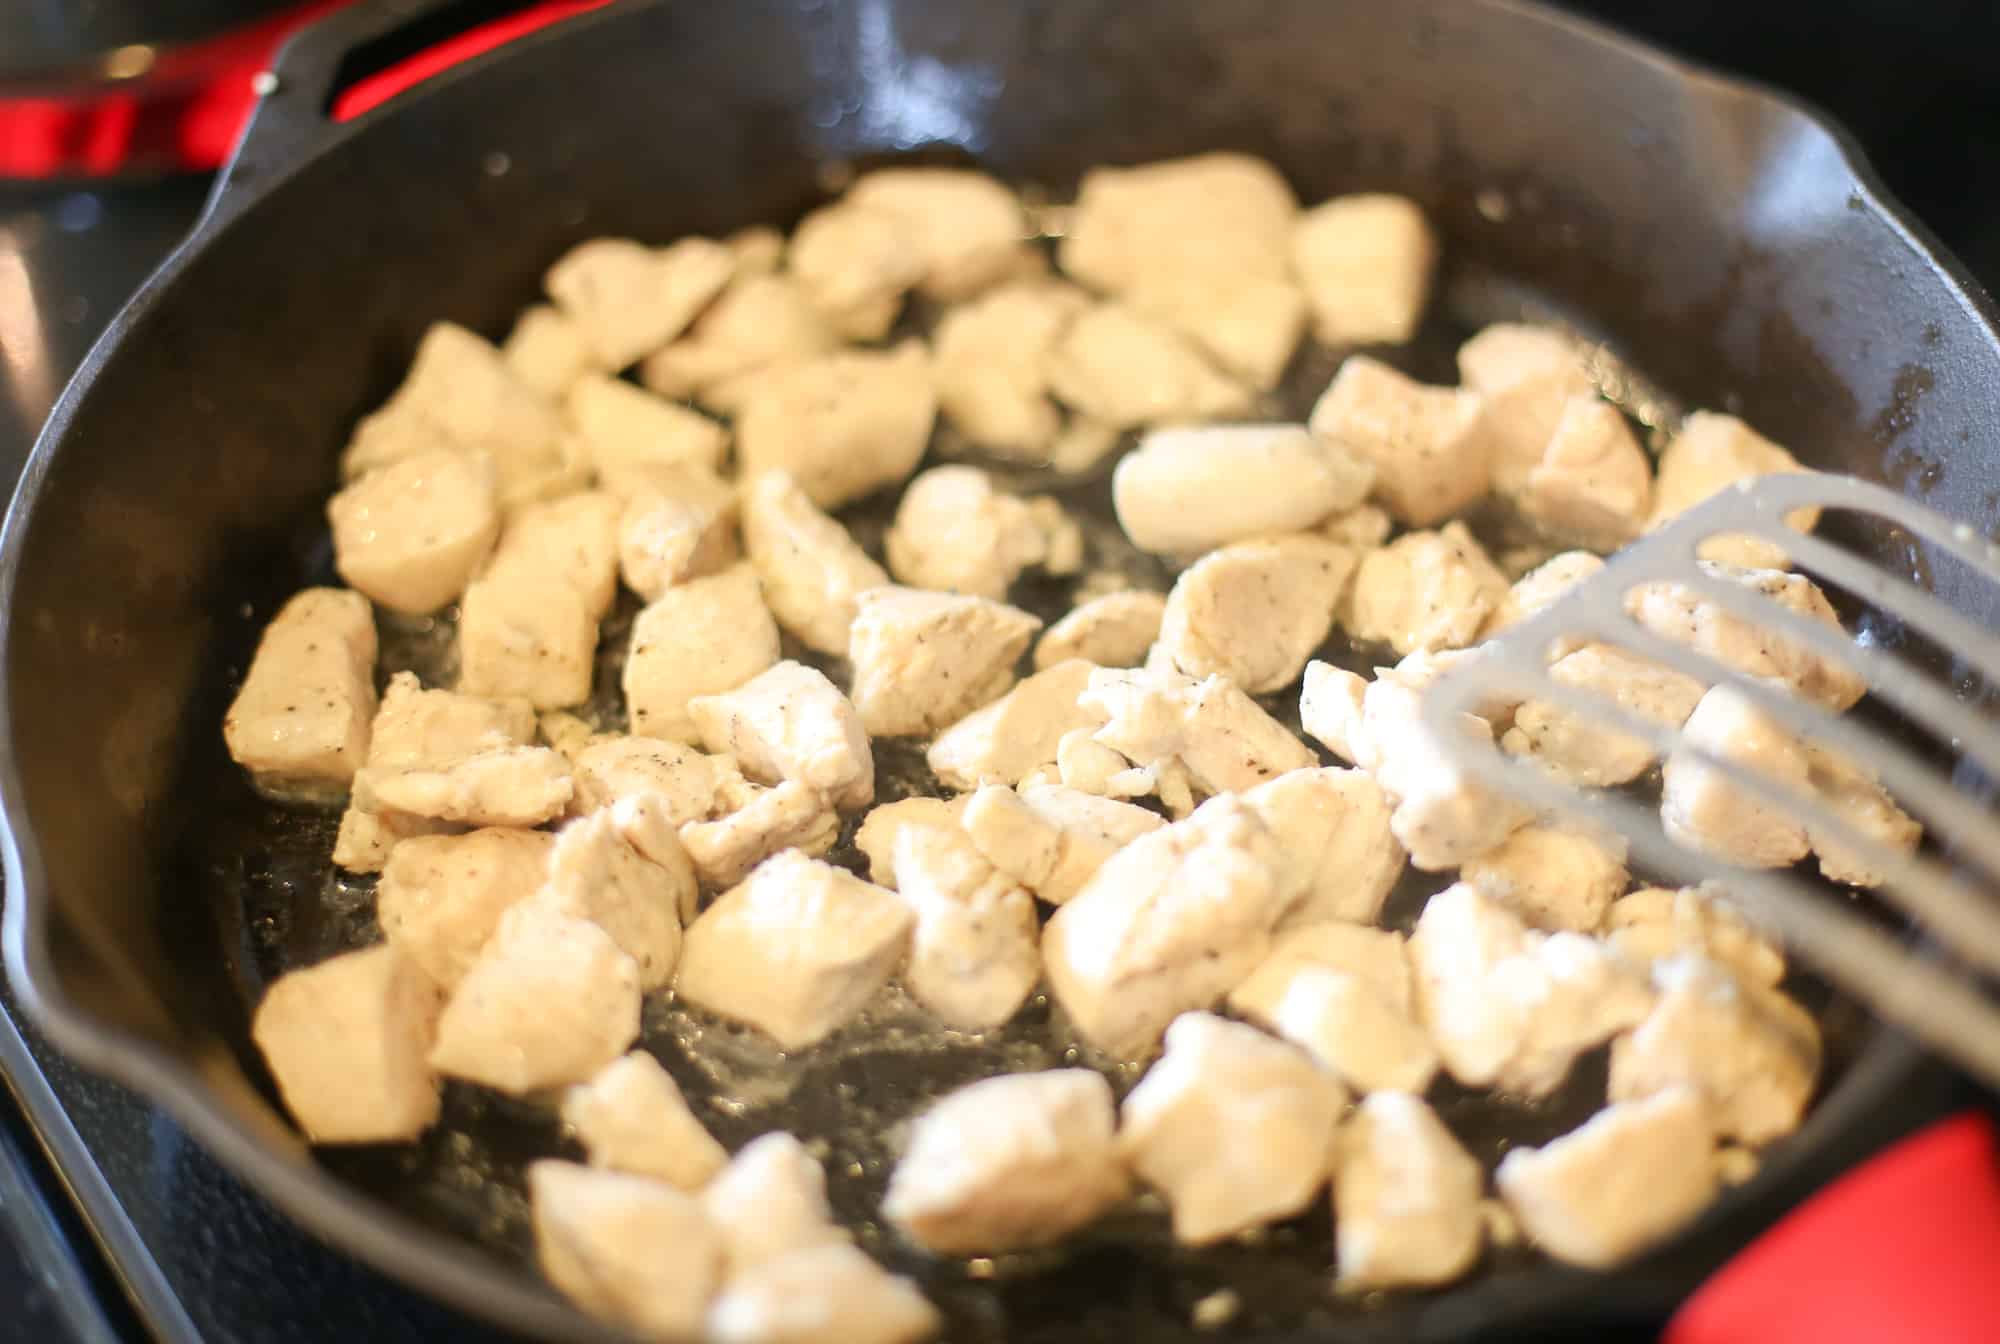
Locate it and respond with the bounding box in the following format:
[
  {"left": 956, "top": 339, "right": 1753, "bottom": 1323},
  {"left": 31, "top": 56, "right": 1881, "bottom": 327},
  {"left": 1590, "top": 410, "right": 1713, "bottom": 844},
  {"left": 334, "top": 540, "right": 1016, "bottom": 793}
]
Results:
[
  {"left": 330, "top": 0, "right": 613, "bottom": 122},
  {"left": 1668, "top": 1111, "right": 2000, "bottom": 1344}
]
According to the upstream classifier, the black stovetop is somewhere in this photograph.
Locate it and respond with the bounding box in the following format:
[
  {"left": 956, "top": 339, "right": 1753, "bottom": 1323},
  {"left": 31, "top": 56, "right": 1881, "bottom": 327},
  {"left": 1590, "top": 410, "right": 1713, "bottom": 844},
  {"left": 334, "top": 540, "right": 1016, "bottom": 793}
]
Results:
[{"left": 3, "top": 5, "right": 1999, "bottom": 1341}]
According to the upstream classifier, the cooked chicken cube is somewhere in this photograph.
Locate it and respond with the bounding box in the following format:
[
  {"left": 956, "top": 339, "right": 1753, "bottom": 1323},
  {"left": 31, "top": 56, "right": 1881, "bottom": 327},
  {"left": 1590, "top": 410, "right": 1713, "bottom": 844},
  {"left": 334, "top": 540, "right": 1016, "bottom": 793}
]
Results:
[
  {"left": 786, "top": 200, "right": 924, "bottom": 340},
  {"left": 529, "top": 1160, "right": 724, "bottom": 1341},
  {"left": 1500, "top": 931, "right": 1657, "bottom": 1098},
  {"left": 1460, "top": 823, "right": 1629, "bottom": 933},
  {"left": 1035, "top": 591, "right": 1166, "bottom": 671},
  {"left": 739, "top": 470, "right": 891, "bottom": 656},
  {"left": 675, "top": 850, "right": 913, "bottom": 1049},
  {"left": 328, "top": 448, "right": 500, "bottom": 614},
  {"left": 1228, "top": 922, "right": 1413, "bottom": 1023},
  {"left": 888, "top": 824, "right": 1041, "bottom": 1031},
  {"left": 639, "top": 273, "right": 837, "bottom": 404},
  {"left": 1502, "top": 643, "right": 1707, "bottom": 788},
  {"left": 886, "top": 466, "right": 1081, "bottom": 601},
  {"left": 1495, "top": 1090, "right": 1717, "bottom": 1269},
  {"left": 688, "top": 661, "right": 873, "bottom": 811},
  {"left": 1628, "top": 563, "right": 1865, "bottom": 710},
  {"left": 1604, "top": 886, "right": 1785, "bottom": 988},
  {"left": 961, "top": 783, "right": 1165, "bottom": 907},
  {"left": 1042, "top": 796, "right": 1289, "bottom": 1058},
  {"left": 847, "top": 167, "right": 1031, "bottom": 301},
  {"left": 1803, "top": 744, "right": 1922, "bottom": 887},
  {"left": 1118, "top": 1012, "right": 1343, "bottom": 1244},
  {"left": 1455, "top": 323, "right": 1597, "bottom": 495},
  {"left": 481, "top": 490, "right": 622, "bottom": 620},
  {"left": 571, "top": 735, "right": 740, "bottom": 825},
  {"left": 1518, "top": 397, "right": 1652, "bottom": 550},
  {"left": 542, "top": 810, "right": 691, "bottom": 987},
  {"left": 1298, "top": 661, "right": 1368, "bottom": 763},
  {"left": 847, "top": 587, "right": 1042, "bottom": 738},
  {"left": 1044, "top": 303, "right": 1251, "bottom": 429},
  {"left": 725, "top": 225, "right": 783, "bottom": 275},
  {"left": 1320, "top": 503, "right": 1393, "bottom": 549},
  {"left": 1054, "top": 725, "right": 1140, "bottom": 797},
  {"left": 932, "top": 281, "right": 1089, "bottom": 457},
  {"left": 624, "top": 565, "right": 781, "bottom": 743},
  {"left": 1648, "top": 411, "right": 1818, "bottom": 569},
  {"left": 1083, "top": 667, "right": 1316, "bottom": 805},
  {"left": 565, "top": 374, "right": 727, "bottom": 491},
  {"left": 1309, "top": 357, "right": 1490, "bottom": 527},
  {"left": 614, "top": 462, "right": 738, "bottom": 600},
  {"left": 561, "top": 1052, "right": 727, "bottom": 1190},
  {"left": 854, "top": 796, "right": 970, "bottom": 888},
  {"left": 884, "top": 1069, "right": 1127, "bottom": 1254},
  {"left": 331, "top": 803, "right": 455, "bottom": 874},
  {"left": 1238, "top": 767, "right": 1405, "bottom": 927},
  {"left": 1344, "top": 522, "right": 1509, "bottom": 655},
  {"left": 1157, "top": 536, "right": 1355, "bottom": 693},
  {"left": 351, "top": 673, "right": 573, "bottom": 827},
  {"left": 1661, "top": 683, "right": 1813, "bottom": 869},
  {"left": 429, "top": 897, "right": 641, "bottom": 1094},
  {"left": 502, "top": 303, "right": 597, "bottom": 398},
  {"left": 1481, "top": 549, "right": 1604, "bottom": 648},
  {"left": 376, "top": 827, "right": 554, "bottom": 990},
  {"left": 1331, "top": 1092, "right": 1484, "bottom": 1289},
  {"left": 456, "top": 572, "right": 596, "bottom": 710},
  {"left": 1609, "top": 956, "right": 1820, "bottom": 1145},
  {"left": 251, "top": 945, "right": 442, "bottom": 1144},
  {"left": 1291, "top": 194, "right": 1437, "bottom": 346},
  {"left": 679, "top": 779, "right": 841, "bottom": 890},
  {"left": 735, "top": 344, "right": 937, "bottom": 509},
  {"left": 545, "top": 235, "right": 734, "bottom": 368},
  {"left": 1045, "top": 416, "right": 1123, "bottom": 474},
  {"left": 1129, "top": 275, "right": 1307, "bottom": 393},
  {"left": 223, "top": 588, "right": 377, "bottom": 802},
  {"left": 926, "top": 659, "right": 1101, "bottom": 791},
  {"left": 1111, "top": 423, "right": 1373, "bottom": 555},
  {"left": 1271, "top": 968, "right": 1440, "bottom": 1095},
  {"left": 702, "top": 1133, "right": 849, "bottom": 1272},
  {"left": 706, "top": 1244, "right": 940, "bottom": 1344}
]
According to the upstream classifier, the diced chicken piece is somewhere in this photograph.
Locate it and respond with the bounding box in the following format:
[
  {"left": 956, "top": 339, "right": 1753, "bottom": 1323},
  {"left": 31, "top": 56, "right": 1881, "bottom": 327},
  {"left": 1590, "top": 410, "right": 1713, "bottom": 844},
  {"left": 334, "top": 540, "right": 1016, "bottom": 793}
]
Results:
[
  {"left": 1112, "top": 423, "right": 1373, "bottom": 555},
  {"left": 429, "top": 897, "right": 641, "bottom": 1094},
  {"left": 1047, "top": 417, "right": 1124, "bottom": 474},
  {"left": 1496, "top": 1090, "right": 1718, "bottom": 1269},
  {"left": 1648, "top": 411, "right": 1818, "bottom": 568},
  {"left": 1157, "top": 536, "right": 1354, "bottom": 693},
  {"left": 572, "top": 736, "right": 740, "bottom": 825},
  {"left": 962, "top": 783, "right": 1165, "bottom": 907},
  {"left": 1482, "top": 549, "right": 1604, "bottom": 645},
  {"left": 679, "top": 779, "right": 841, "bottom": 890},
  {"left": 1238, "top": 768, "right": 1405, "bottom": 927},
  {"left": 1035, "top": 591, "right": 1166, "bottom": 671},
  {"left": 1129, "top": 274, "right": 1307, "bottom": 393},
  {"left": 561, "top": 1052, "right": 727, "bottom": 1190},
  {"left": 1042, "top": 796, "right": 1289, "bottom": 1058},
  {"left": 1118, "top": 1013, "right": 1343, "bottom": 1244},
  {"left": 1229, "top": 922, "right": 1412, "bottom": 1022},
  {"left": 1309, "top": 357, "right": 1490, "bottom": 527},
  {"left": 1661, "top": 683, "right": 1813, "bottom": 869},
  {"left": 1083, "top": 667, "right": 1317, "bottom": 805},
  {"left": 352, "top": 673, "right": 573, "bottom": 827},
  {"left": 251, "top": 945, "right": 442, "bottom": 1144},
  {"left": 502, "top": 303, "right": 598, "bottom": 398},
  {"left": 623, "top": 565, "right": 780, "bottom": 743},
  {"left": 1455, "top": 323, "right": 1597, "bottom": 496},
  {"left": 482, "top": 490, "right": 622, "bottom": 620},
  {"left": 1044, "top": 303, "right": 1251, "bottom": 429},
  {"left": 739, "top": 471, "right": 890, "bottom": 656},
  {"left": 456, "top": 571, "right": 595, "bottom": 710},
  {"left": 545, "top": 236, "right": 734, "bottom": 368},
  {"left": 786, "top": 200, "right": 924, "bottom": 340},
  {"left": 328, "top": 448, "right": 500, "bottom": 614},
  {"left": 1344, "top": 521, "right": 1509, "bottom": 656},
  {"left": 639, "top": 274, "right": 838, "bottom": 404},
  {"left": 885, "top": 466, "right": 1081, "bottom": 600},
  {"left": 376, "top": 828, "right": 554, "bottom": 990},
  {"left": 1055, "top": 726, "right": 1137, "bottom": 797},
  {"left": 926, "top": 659, "right": 1101, "bottom": 791},
  {"left": 688, "top": 661, "right": 873, "bottom": 811},
  {"left": 565, "top": 374, "right": 727, "bottom": 491},
  {"left": 1803, "top": 744, "right": 1922, "bottom": 888},
  {"left": 1502, "top": 643, "right": 1707, "bottom": 788},
  {"left": 1271, "top": 968, "right": 1440, "bottom": 1095},
  {"left": 1320, "top": 503, "right": 1394, "bottom": 549},
  {"left": 1517, "top": 396, "right": 1652, "bottom": 550},
  {"left": 726, "top": 225, "right": 784, "bottom": 275},
  {"left": 615, "top": 462, "right": 738, "bottom": 600},
  {"left": 703, "top": 1133, "right": 849, "bottom": 1272},
  {"left": 932, "top": 281, "right": 1090, "bottom": 458},
  {"left": 888, "top": 824, "right": 1041, "bottom": 1030},
  {"left": 1461, "top": 823, "right": 1629, "bottom": 933},
  {"left": 223, "top": 588, "right": 377, "bottom": 802},
  {"left": 1292, "top": 194, "right": 1437, "bottom": 346},
  {"left": 847, "top": 587, "right": 1042, "bottom": 738},
  {"left": 1604, "top": 886, "right": 1785, "bottom": 987},
  {"left": 1298, "top": 661, "right": 1368, "bottom": 763},
  {"left": 542, "top": 810, "right": 691, "bottom": 986},
  {"left": 1332, "top": 1092, "right": 1484, "bottom": 1289},
  {"left": 1628, "top": 563, "right": 1865, "bottom": 710},
  {"left": 1610, "top": 956, "right": 1820, "bottom": 1145},
  {"left": 884, "top": 1069, "right": 1126, "bottom": 1254},
  {"left": 1499, "top": 931, "right": 1657, "bottom": 1098},
  {"left": 706, "top": 1244, "right": 940, "bottom": 1344},
  {"left": 675, "top": 850, "right": 912, "bottom": 1049},
  {"left": 854, "top": 796, "right": 970, "bottom": 887},
  {"left": 848, "top": 167, "right": 1031, "bottom": 300},
  {"left": 529, "top": 1161, "right": 723, "bottom": 1341},
  {"left": 735, "top": 344, "right": 937, "bottom": 509},
  {"left": 330, "top": 803, "right": 456, "bottom": 874}
]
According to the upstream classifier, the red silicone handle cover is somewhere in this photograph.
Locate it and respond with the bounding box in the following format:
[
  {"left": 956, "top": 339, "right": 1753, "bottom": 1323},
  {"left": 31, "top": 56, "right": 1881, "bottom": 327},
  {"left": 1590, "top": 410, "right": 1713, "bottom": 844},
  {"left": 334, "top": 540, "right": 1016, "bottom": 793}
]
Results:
[{"left": 331, "top": 0, "right": 612, "bottom": 122}]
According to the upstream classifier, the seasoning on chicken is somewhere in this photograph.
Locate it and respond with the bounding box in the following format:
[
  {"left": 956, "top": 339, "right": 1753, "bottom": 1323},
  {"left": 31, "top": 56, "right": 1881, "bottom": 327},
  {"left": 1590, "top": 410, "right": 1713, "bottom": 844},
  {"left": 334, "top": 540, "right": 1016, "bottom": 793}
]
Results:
[
  {"left": 926, "top": 658, "right": 1102, "bottom": 791},
  {"left": 786, "top": 199, "right": 925, "bottom": 341},
  {"left": 678, "top": 778, "right": 841, "bottom": 890},
  {"left": 1035, "top": 590, "right": 1167, "bottom": 671},
  {"left": 675, "top": 850, "right": 913, "bottom": 1050},
  {"left": 854, "top": 796, "right": 971, "bottom": 888},
  {"left": 1111, "top": 423, "right": 1374, "bottom": 556},
  {"left": 562, "top": 1052, "right": 728, "bottom": 1191},
  {"left": 847, "top": 586, "right": 1042, "bottom": 738},
  {"left": 847, "top": 166, "right": 1034, "bottom": 301},
  {"left": 502, "top": 303, "right": 598, "bottom": 398},
  {"left": 571, "top": 736, "right": 741, "bottom": 825},
  {"left": 734, "top": 344, "right": 937, "bottom": 509},
  {"left": 376, "top": 828, "right": 554, "bottom": 991},
  {"left": 456, "top": 569, "right": 596, "bottom": 711},
  {"left": 705, "top": 1244, "right": 940, "bottom": 1344},
  {"left": 545, "top": 235, "right": 734, "bottom": 369},
  {"left": 1082, "top": 667, "right": 1317, "bottom": 806},
  {"left": 739, "top": 470, "right": 891, "bottom": 657},
  {"left": 481, "top": 490, "right": 622, "bottom": 620},
  {"left": 328, "top": 448, "right": 501, "bottom": 615},
  {"left": 702, "top": 1133, "right": 850, "bottom": 1272},
  {"left": 528, "top": 1160, "right": 724, "bottom": 1340},
  {"left": 886, "top": 466, "right": 1082, "bottom": 601},
  {"left": 883, "top": 1069, "right": 1128, "bottom": 1254},
  {"left": 1502, "top": 643, "right": 1708, "bottom": 788},
  {"left": 1237, "top": 767, "right": 1406, "bottom": 928},
  {"left": 640, "top": 273, "right": 838, "bottom": 405},
  {"left": 1343, "top": 522, "right": 1509, "bottom": 656},
  {"left": 223, "top": 588, "right": 378, "bottom": 802},
  {"left": 623, "top": 565, "right": 781, "bottom": 744},
  {"left": 688, "top": 661, "right": 874, "bottom": 812},
  {"left": 541, "top": 810, "right": 692, "bottom": 987},
  {"left": 961, "top": 783, "right": 1166, "bottom": 907},
  {"left": 1292, "top": 194, "right": 1436, "bottom": 347},
  {"left": 1045, "top": 303, "right": 1251, "bottom": 429},
  {"left": 1647, "top": 411, "right": 1818, "bottom": 569},
  {"left": 1309, "top": 356, "right": 1490, "bottom": 527},
  {"left": 1460, "top": 822, "right": 1630, "bottom": 933},
  {"left": 1603, "top": 886, "right": 1785, "bottom": 987},
  {"left": 1455, "top": 322, "right": 1596, "bottom": 496},
  {"left": 251, "top": 945, "right": 442, "bottom": 1144},
  {"left": 1627, "top": 563, "right": 1866, "bottom": 711},
  {"left": 616, "top": 463, "right": 738, "bottom": 601},
  {"left": 1517, "top": 396, "right": 1653, "bottom": 550},
  {"left": 351, "top": 672, "right": 573, "bottom": 827},
  {"left": 1157, "top": 535, "right": 1355, "bottom": 693},
  {"left": 888, "top": 824, "right": 1042, "bottom": 1031},
  {"left": 1331, "top": 1092, "right": 1484, "bottom": 1289},
  {"left": 1660, "top": 682, "right": 1813, "bottom": 869},
  {"left": 1803, "top": 743, "right": 1923, "bottom": 887},
  {"left": 931, "top": 281, "right": 1090, "bottom": 458},
  {"left": 1495, "top": 1089, "right": 1718, "bottom": 1269},
  {"left": 1480, "top": 549, "right": 1604, "bottom": 654}
]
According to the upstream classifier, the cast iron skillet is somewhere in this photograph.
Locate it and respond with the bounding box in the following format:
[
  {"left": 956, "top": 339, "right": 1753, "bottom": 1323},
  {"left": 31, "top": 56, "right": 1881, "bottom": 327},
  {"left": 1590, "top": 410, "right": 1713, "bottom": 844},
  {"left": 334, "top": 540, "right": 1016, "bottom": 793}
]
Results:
[{"left": 3, "top": 0, "right": 1996, "bottom": 1339}]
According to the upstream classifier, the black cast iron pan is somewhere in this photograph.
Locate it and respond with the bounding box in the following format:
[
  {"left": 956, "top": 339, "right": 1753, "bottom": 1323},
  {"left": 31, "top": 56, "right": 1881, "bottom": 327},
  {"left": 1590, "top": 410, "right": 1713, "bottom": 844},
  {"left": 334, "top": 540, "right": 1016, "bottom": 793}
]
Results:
[{"left": 3, "top": 1, "right": 1996, "bottom": 1339}]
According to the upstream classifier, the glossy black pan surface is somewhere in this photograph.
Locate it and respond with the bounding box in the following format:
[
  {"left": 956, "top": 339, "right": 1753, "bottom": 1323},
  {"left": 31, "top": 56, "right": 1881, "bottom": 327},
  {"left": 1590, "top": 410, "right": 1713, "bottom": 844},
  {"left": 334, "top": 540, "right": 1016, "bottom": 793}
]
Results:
[{"left": 5, "top": 1, "right": 1999, "bottom": 1339}]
